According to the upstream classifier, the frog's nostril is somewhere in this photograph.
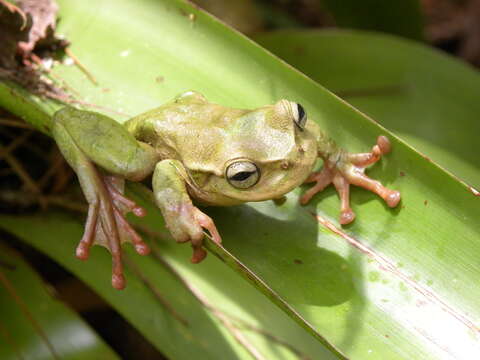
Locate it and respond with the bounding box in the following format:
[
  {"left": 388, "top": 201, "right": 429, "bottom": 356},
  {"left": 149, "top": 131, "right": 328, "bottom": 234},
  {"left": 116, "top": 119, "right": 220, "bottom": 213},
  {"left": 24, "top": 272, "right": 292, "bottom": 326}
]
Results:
[{"left": 280, "top": 161, "right": 290, "bottom": 170}]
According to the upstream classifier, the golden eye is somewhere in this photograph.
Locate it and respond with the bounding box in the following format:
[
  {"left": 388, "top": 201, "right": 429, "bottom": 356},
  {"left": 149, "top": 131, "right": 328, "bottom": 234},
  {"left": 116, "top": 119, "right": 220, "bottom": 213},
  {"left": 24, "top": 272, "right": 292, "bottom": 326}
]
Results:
[
  {"left": 226, "top": 161, "right": 260, "bottom": 189},
  {"left": 294, "top": 103, "right": 307, "bottom": 130}
]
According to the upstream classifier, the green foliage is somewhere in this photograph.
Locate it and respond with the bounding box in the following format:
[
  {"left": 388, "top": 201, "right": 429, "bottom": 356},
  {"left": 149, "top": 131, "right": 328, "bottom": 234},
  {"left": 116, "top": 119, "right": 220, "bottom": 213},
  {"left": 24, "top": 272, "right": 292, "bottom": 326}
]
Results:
[
  {"left": 321, "top": 0, "right": 424, "bottom": 40},
  {"left": 0, "top": 243, "right": 118, "bottom": 359},
  {"left": 255, "top": 29, "right": 480, "bottom": 188},
  {"left": 0, "top": 1, "right": 479, "bottom": 359}
]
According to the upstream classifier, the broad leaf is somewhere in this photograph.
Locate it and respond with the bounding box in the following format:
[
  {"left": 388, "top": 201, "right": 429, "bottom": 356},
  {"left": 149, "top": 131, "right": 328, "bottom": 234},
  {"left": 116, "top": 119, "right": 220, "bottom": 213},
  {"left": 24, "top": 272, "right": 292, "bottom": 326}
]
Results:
[
  {"left": 320, "top": 0, "right": 423, "bottom": 40},
  {"left": 0, "top": 242, "right": 118, "bottom": 359},
  {"left": 0, "top": 209, "right": 336, "bottom": 360},
  {"left": 255, "top": 29, "right": 480, "bottom": 188},
  {"left": 0, "top": 1, "right": 479, "bottom": 359}
]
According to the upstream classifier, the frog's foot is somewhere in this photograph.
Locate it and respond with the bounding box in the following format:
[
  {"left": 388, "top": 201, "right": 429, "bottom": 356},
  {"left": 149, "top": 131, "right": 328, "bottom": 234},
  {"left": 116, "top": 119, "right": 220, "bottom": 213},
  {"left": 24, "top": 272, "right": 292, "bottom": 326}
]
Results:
[
  {"left": 166, "top": 203, "right": 221, "bottom": 264},
  {"left": 301, "top": 136, "right": 401, "bottom": 225},
  {"left": 191, "top": 207, "right": 222, "bottom": 263},
  {"left": 75, "top": 175, "right": 149, "bottom": 290}
]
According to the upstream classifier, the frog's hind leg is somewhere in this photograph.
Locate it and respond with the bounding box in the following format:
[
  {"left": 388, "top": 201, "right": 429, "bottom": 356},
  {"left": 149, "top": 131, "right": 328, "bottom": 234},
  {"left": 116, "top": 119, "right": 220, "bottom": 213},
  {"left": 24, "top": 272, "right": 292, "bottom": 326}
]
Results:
[
  {"left": 52, "top": 108, "right": 158, "bottom": 289},
  {"left": 54, "top": 126, "right": 127, "bottom": 289}
]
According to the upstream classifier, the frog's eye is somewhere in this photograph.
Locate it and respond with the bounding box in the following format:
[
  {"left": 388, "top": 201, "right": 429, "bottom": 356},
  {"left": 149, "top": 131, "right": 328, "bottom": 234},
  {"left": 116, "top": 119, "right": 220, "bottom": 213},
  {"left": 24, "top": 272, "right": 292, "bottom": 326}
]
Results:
[
  {"left": 226, "top": 161, "right": 260, "bottom": 189},
  {"left": 293, "top": 103, "right": 307, "bottom": 130}
]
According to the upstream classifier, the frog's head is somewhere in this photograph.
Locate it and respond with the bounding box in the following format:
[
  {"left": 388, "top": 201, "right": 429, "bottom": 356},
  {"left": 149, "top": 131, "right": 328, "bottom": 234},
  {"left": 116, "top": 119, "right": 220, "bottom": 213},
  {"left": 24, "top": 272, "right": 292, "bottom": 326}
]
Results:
[{"left": 190, "top": 99, "right": 319, "bottom": 205}]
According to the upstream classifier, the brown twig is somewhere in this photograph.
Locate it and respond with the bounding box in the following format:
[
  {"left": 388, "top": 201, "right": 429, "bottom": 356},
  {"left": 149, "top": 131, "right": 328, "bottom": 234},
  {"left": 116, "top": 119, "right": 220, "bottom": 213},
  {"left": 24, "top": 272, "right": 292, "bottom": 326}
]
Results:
[
  {"left": 44, "top": 195, "right": 87, "bottom": 213},
  {"left": 0, "top": 126, "right": 47, "bottom": 159},
  {"left": 0, "top": 131, "right": 33, "bottom": 159},
  {"left": 1, "top": 149, "right": 43, "bottom": 197},
  {"left": 37, "top": 149, "right": 66, "bottom": 190},
  {"left": 0, "top": 118, "right": 34, "bottom": 129},
  {"left": 64, "top": 48, "right": 98, "bottom": 85}
]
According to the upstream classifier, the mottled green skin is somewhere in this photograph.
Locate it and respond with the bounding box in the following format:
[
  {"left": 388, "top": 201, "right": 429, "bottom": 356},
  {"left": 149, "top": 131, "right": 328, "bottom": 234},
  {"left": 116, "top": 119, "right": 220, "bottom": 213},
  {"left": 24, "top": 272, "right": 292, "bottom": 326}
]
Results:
[{"left": 125, "top": 91, "right": 320, "bottom": 205}]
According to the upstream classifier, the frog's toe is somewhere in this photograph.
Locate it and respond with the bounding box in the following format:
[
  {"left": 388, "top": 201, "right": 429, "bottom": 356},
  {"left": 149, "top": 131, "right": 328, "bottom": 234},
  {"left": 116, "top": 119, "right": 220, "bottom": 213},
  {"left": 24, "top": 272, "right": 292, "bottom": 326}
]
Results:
[
  {"left": 104, "top": 176, "right": 147, "bottom": 218},
  {"left": 385, "top": 190, "right": 401, "bottom": 208},
  {"left": 170, "top": 205, "right": 222, "bottom": 263},
  {"left": 192, "top": 207, "right": 222, "bottom": 244},
  {"left": 77, "top": 175, "right": 151, "bottom": 290},
  {"left": 340, "top": 209, "right": 356, "bottom": 225},
  {"left": 302, "top": 136, "right": 400, "bottom": 225},
  {"left": 300, "top": 167, "right": 333, "bottom": 205},
  {"left": 112, "top": 273, "right": 126, "bottom": 290},
  {"left": 191, "top": 246, "right": 207, "bottom": 264},
  {"left": 76, "top": 201, "right": 99, "bottom": 260}
]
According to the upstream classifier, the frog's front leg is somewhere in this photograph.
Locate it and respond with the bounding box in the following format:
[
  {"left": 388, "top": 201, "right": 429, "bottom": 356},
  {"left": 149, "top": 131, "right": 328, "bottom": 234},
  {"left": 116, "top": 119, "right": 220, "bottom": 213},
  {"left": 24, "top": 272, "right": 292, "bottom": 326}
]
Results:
[
  {"left": 52, "top": 108, "right": 159, "bottom": 289},
  {"left": 152, "top": 160, "right": 221, "bottom": 263},
  {"left": 301, "top": 135, "right": 401, "bottom": 224}
]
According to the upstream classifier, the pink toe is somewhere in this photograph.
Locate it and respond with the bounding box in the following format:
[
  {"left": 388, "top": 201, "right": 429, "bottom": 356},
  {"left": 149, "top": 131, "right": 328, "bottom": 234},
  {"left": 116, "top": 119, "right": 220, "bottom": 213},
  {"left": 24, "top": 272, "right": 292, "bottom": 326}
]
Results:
[
  {"left": 386, "top": 191, "right": 401, "bottom": 208},
  {"left": 135, "top": 243, "right": 150, "bottom": 255},
  {"left": 377, "top": 135, "right": 391, "bottom": 154},
  {"left": 76, "top": 244, "right": 90, "bottom": 260},
  {"left": 340, "top": 210, "right": 356, "bottom": 225},
  {"left": 132, "top": 206, "right": 147, "bottom": 217},
  {"left": 112, "top": 273, "right": 126, "bottom": 290},
  {"left": 191, "top": 247, "right": 207, "bottom": 264}
]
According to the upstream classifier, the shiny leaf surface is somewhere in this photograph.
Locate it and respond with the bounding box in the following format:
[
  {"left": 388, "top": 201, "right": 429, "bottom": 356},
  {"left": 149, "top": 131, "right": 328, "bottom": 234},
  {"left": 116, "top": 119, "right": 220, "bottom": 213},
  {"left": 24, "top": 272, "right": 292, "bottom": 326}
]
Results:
[
  {"left": 0, "top": 242, "right": 118, "bottom": 360},
  {"left": 255, "top": 29, "right": 480, "bottom": 188},
  {"left": 0, "top": 1, "right": 479, "bottom": 359}
]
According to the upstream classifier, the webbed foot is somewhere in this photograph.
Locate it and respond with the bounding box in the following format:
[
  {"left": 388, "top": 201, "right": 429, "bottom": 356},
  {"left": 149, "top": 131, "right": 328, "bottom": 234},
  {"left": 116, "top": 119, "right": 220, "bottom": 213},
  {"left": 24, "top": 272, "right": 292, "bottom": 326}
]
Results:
[
  {"left": 165, "top": 203, "right": 222, "bottom": 264},
  {"left": 301, "top": 136, "right": 401, "bottom": 224},
  {"left": 76, "top": 175, "right": 149, "bottom": 290}
]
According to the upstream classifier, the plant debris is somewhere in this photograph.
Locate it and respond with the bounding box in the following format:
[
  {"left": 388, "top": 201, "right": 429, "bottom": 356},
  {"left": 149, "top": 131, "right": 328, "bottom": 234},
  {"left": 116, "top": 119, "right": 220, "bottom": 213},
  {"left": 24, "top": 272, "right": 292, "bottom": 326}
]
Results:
[
  {"left": 0, "top": 109, "right": 76, "bottom": 213},
  {"left": 0, "top": 0, "right": 68, "bottom": 97}
]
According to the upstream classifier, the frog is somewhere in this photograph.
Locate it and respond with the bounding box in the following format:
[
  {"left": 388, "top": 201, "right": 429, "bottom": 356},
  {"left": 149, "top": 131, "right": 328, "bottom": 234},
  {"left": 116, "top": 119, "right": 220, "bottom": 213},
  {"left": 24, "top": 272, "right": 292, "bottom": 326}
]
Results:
[{"left": 52, "top": 91, "right": 401, "bottom": 289}]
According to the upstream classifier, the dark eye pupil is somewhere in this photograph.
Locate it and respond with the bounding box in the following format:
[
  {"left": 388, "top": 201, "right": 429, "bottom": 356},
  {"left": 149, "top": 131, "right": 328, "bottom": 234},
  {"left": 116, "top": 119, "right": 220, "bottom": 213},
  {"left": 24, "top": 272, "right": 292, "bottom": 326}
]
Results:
[
  {"left": 297, "top": 103, "right": 305, "bottom": 120},
  {"left": 230, "top": 171, "right": 254, "bottom": 181}
]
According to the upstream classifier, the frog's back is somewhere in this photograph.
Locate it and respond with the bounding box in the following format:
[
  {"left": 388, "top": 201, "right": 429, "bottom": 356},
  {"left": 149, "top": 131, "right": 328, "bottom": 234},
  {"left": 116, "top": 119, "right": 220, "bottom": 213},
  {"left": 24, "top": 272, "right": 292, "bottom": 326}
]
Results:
[{"left": 125, "top": 91, "right": 247, "bottom": 174}]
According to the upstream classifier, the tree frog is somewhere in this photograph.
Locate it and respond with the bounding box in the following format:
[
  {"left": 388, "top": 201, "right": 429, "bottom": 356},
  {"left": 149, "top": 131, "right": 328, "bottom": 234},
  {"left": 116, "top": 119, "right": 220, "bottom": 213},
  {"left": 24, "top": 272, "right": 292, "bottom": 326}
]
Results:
[{"left": 53, "top": 91, "right": 400, "bottom": 289}]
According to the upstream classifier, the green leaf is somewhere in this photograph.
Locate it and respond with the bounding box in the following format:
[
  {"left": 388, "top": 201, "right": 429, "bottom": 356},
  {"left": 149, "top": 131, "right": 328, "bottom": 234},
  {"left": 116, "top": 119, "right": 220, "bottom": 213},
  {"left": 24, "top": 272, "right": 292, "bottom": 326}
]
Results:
[
  {"left": 254, "top": 29, "right": 480, "bottom": 188},
  {"left": 0, "top": 1, "right": 479, "bottom": 359},
  {"left": 0, "top": 210, "right": 336, "bottom": 360},
  {"left": 0, "top": 242, "right": 118, "bottom": 360},
  {"left": 320, "top": 0, "right": 424, "bottom": 40}
]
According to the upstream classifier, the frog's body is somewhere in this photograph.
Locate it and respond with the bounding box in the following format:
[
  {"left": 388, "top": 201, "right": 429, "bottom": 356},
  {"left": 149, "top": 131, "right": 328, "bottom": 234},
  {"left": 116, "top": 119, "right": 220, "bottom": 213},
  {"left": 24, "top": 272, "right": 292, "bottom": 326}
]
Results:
[
  {"left": 52, "top": 91, "right": 400, "bottom": 290},
  {"left": 124, "top": 91, "right": 318, "bottom": 205}
]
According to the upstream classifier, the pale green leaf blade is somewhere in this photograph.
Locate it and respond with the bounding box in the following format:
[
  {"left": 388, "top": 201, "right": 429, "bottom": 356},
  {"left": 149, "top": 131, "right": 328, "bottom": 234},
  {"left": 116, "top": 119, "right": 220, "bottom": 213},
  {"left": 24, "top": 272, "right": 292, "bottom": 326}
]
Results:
[
  {"left": 254, "top": 29, "right": 480, "bottom": 188},
  {"left": 0, "top": 1, "right": 479, "bottom": 359},
  {"left": 0, "top": 242, "right": 119, "bottom": 360},
  {"left": 0, "top": 210, "right": 336, "bottom": 360}
]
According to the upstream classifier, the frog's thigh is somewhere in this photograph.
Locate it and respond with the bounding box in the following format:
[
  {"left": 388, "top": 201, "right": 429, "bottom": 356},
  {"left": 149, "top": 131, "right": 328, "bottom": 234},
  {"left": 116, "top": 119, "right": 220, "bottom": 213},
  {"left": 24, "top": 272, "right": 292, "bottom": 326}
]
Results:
[
  {"left": 53, "top": 107, "right": 158, "bottom": 181},
  {"left": 52, "top": 116, "right": 100, "bottom": 203}
]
